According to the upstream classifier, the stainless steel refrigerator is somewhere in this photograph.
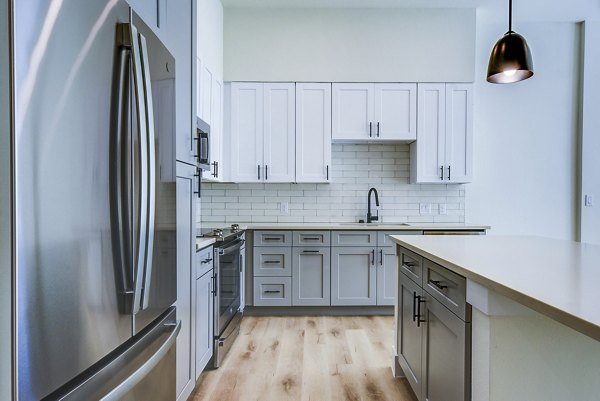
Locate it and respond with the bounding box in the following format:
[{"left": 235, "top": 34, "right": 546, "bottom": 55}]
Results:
[{"left": 13, "top": 1, "right": 180, "bottom": 400}]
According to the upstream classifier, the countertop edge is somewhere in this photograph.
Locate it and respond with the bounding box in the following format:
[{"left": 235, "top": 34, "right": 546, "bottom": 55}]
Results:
[
  {"left": 223, "top": 224, "right": 491, "bottom": 231},
  {"left": 391, "top": 237, "right": 600, "bottom": 343}
]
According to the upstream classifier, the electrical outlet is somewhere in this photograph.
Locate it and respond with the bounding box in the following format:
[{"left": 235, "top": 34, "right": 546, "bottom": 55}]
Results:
[
  {"left": 585, "top": 195, "right": 594, "bottom": 207},
  {"left": 439, "top": 203, "right": 447, "bottom": 215},
  {"left": 280, "top": 202, "right": 289, "bottom": 214},
  {"left": 419, "top": 203, "right": 431, "bottom": 215}
]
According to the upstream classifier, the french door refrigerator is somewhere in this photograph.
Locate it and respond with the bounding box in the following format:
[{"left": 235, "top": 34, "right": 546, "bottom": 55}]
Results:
[{"left": 13, "top": 1, "right": 179, "bottom": 400}]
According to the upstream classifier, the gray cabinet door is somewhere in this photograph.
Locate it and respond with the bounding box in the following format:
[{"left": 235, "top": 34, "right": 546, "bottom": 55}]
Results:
[
  {"left": 331, "top": 247, "right": 377, "bottom": 306},
  {"left": 292, "top": 248, "right": 331, "bottom": 306},
  {"left": 175, "top": 163, "right": 195, "bottom": 398},
  {"left": 423, "top": 296, "right": 470, "bottom": 401},
  {"left": 194, "top": 270, "right": 214, "bottom": 380},
  {"left": 398, "top": 272, "right": 424, "bottom": 401},
  {"left": 253, "top": 246, "right": 292, "bottom": 277},
  {"left": 377, "top": 247, "right": 397, "bottom": 306}
]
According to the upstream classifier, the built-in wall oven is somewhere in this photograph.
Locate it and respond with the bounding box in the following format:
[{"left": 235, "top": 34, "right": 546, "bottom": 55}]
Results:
[
  {"left": 200, "top": 225, "right": 245, "bottom": 368},
  {"left": 196, "top": 117, "right": 210, "bottom": 171}
]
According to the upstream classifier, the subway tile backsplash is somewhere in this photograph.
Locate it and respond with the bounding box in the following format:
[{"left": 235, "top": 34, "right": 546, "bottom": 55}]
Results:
[{"left": 198, "top": 144, "right": 465, "bottom": 224}]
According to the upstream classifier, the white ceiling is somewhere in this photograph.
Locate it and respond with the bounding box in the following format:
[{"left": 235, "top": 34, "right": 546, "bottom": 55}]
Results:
[{"left": 220, "top": 0, "right": 600, "bottom": 22}]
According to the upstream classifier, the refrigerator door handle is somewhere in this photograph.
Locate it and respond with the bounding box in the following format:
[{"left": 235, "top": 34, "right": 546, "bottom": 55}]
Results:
[
  {"left": 138, "top": 31, "right": 156, "bottom": 310},
  {"left": 99, "top": 320, "right": 181, "bottom": 401},
  {"left": 129, "top": 22, "right": 149, "bottom": 315}
]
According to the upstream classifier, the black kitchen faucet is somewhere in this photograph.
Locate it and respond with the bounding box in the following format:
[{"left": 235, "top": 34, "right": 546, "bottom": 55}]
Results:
[{"left": 367, "top": 187, "right": 379, "bottom": 223}]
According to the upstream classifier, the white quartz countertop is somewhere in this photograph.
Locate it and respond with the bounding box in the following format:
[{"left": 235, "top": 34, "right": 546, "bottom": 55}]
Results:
[
  {"left": 208, "top": 222, "right": 489, "bottom": 231},
  {"left": 390, "top": 235, "right": 600, "bottom": 342}
]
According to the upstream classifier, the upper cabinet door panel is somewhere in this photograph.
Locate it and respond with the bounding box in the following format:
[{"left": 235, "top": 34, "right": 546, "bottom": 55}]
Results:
[
  {"left": 415, "top": 83, "right": 446, "bottom": 183},
  {"left": 263, "top": 83, "right": 296, "bottom": 183},
  {"left": 332, "top": 83, "right": 374, "bottom": 141},
  {"left": 200, "top": 66, "right": 213, "bottom": 124},
  {"left": 296, "top": 83, "right": 332, "bottom": 183},
  {"left": 374, "top": 83, "right": 417, "bottom": 141},
  {"left": 230, "top": 82, "right": 264, "bottom": 182},
  {"left": 445, "top": 84, "right": 473, "bottom": 183}
]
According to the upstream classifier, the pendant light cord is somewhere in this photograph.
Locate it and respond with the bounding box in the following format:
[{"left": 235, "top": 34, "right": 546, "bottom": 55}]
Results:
[{"left": 508, "top": 0, "right": 513, "bottom": 33}]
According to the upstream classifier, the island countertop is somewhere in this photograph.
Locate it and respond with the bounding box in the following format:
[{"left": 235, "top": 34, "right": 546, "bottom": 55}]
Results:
[{"left": 390, "top": 235, "right": 600, "bottom": 342}]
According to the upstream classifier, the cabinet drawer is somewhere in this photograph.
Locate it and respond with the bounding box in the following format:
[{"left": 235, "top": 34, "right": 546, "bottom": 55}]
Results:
[
  {"left": 254, "top": 231, "right": 292, "bottom": 246},
  {"left": 196, "top": 246, "right": 214, "bottom": 279},
  {"left": 253, "top": 277, "right": 292, "bottom": 306},
  {"left": 424, "top": 259, "right": 468, "bottom": 321},
  {"left": 399, "top": 247, "right": 423, "bottom": 285},
  {"left": 253, "top": 247, "right": 292, "bottom": 277},
  {"left": 331, "top": 231, "right": 377, "bottom": 247},
  {"left": 377, "top": 231, "right": 422, "bottom": 247},
  {"left": 293, "top": 231, "right": 331, "bottom": 246}
]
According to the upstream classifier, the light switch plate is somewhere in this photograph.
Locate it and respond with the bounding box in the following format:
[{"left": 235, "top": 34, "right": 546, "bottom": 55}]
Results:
[
  {"left": 439, "top": 203, "right": 447, "bottom": 215},
  {"left": 585, "top": 194, "right": 594, "bottom": 207},
  {"left": 419, "top": 203, "right": 431, "bottom": 215},
  {"left": 280, "top": 202, "right": 289, "bottom": 214}
]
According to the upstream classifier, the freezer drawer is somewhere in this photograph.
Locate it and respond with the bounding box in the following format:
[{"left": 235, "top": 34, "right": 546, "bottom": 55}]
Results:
[{"left": 48, "top": 308, "right": 180, "bottom": 401}]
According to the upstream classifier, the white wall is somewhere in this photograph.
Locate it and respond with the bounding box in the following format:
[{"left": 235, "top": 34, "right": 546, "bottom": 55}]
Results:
[
  {"left": 579, "top": 21, "right": 600, "bottom": 245},
  {"left": 0, "top": 0, "right": 11, "bottom": 398},
  {"left": 466, "top": 10, "right": 581, "bottom": 239},
  {"left": 198, "top": 0, "right": 223, "bottom": 78},
  {"left": 224, "top": 8, "right": 475, "bottom": 82}
]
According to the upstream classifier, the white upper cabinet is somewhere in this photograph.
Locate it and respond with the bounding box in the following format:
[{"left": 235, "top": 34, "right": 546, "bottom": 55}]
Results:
[
  {"left": 445, "top": 84, "right": 473, "bottom": 183},
  {"left": 411, "top": 83, "right": 473, "bottom": 184},
  {"left": 263, "top": 83, "right": 296, "bottom": 182},
  {"left": 230, "top": 82, "right": 264, "bottom": 182},
  {"left": 332, "top": 83, "right": 374, "bottom": 141},
  {"left": 296, "top": 83, "right": 332, "bottom": 183},
  {"left": 374, "top": 83, "right": 417, "bottom": 140},
  {"left": 332, "top": 83, "right": 416, "bottom": 141},
  {"left": 229, "top": 82, "right": 295, "bottom": 183}
]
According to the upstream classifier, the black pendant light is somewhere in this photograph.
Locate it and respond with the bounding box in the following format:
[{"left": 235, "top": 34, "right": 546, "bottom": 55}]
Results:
[{"left": 487, "top": 0, "right": 534, "bottom": 84}]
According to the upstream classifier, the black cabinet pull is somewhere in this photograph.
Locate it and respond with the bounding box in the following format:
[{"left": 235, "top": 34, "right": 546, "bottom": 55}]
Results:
[
  {"left": 377, "top": 122, "right": 380, "bottom": 137},
  {"left": 417, "top": 296, "right": 427, "bottom": 327},
  {"left": 263, "top": 237, "right": 282, "bottom": 241},
  {"left": 430, "top": 280, "right": 448, "bottom": 290},
  {"left": 440, "top": 165, "right": 444, "bottom": 181},
  {"left": 264, "top": 290, "right": 281, "bottom": 294},
  {"left": 302, "top": 250, "right": 320, "bottom": 253},
  {"left": 302, "top": 237, "right": 321, "bottom": 241},
  {"left": 379, "top": 249, "right": 383, "bottom": 266},
  {"left": 371, "top": 249, "right": 375, "bottom": 265},
  {"left": 447, "top": 165, "right": 451, "bottom": 181},
  {"left": 326, "top": 165, "right": 329, "bottom": 180},
  {"left": 200, "top": 258, "right": 213, "bottom": 264},
  {"left": 212, "top": 161, "right": 218, "bottom": 178},
  {"left": 263, "top": 260, "right": 281, "bottom": 264},
  {"left": 258, "top": 165, "right": 261, "bottom": 180},
  {"left": 412, "top": 292, "right": 418, "bottom": 322},
  {"left": 369, "top": 122, "right": 372, "bottom": 137},
  {"left": 265, "top": 165, "right": 268, "bottom": 181},
  {"left": 193, "top": 169, "right": 201, "bottom": 198}
]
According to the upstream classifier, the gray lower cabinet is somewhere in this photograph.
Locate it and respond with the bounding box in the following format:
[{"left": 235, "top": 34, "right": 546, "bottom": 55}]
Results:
[
  {"left": 331, "top": 246, "right": 377, "bottom": 306},
  {"left": 253, "top": 246, "right": 292, "bottom": 276},
  {"left": 377, "top": 246, "right": 398, "bottom": 306},
  {"left": 292, "top": 247, "right": 331, "bottom": 306},
  {"left": 398, "top": 272, "right": 425, "bottom": 399},
  {"left": 423, "top": 294, "right": 470, "bottom": 401},
  {"left": 195, "top": 269, "right": 214, "bottom": 380},
  {"left": 253, "top": 276, "right": 292, "bottom": 306},
  {"left": 397, "top": 247, "right": 471, "bottom": 401}
]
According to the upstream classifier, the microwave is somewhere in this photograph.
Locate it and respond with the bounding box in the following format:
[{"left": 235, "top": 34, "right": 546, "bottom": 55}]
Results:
[{"left": 196, "top": 117, "right": 210, "bottom": 171}]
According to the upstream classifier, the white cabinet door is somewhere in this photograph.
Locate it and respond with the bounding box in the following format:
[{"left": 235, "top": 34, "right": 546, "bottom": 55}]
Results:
[
  {"left": 445, "top": 84, "right": 473, "bottom": 183},
  {"left": 263, "top": 83, "right": 295, "bottom": 182},
  {"left": 296, "top": 83, "right": 332, "bottom": 183},
  {"left": 195, "top": 270, "right": 214, "bottom": 379},
  {"left": 331, "top": 247, "right": 377, "bottom": 306},
  {"left": 200, "top": 65, "right": 213, "bottom": 124},
  {"left": 175, "top": 162, "right": 196, "bottom": 401},
  {"left": 203, "top": 78, "right": 222, "bottom": 182},
  {"left": 128, "top": 0, "right": 161, "bottom": 32},
  {"left": 412, "top": 83, "right": 446, "bottom": 183},
  {"left": 374, "top": 83, "right": 417, "bottom": 141},
  {"left": 230, "top": 82, "right": 264, "bottom": 182},
  {"left": 332, "top": 83, "right": 375, "bottom": 141}
]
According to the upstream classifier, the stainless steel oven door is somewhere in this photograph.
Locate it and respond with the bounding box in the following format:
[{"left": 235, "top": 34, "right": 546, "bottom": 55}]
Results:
[{"left": 214, "top": 238, "right": 243, "bottom": 336}]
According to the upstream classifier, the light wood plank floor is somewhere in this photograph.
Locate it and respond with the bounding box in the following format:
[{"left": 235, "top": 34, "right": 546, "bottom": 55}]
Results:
[{"left": 191, "top": 316, "right": 417, "bottom": 401}]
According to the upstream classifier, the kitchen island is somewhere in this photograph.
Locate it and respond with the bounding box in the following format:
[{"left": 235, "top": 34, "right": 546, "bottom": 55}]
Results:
[{"left": 390, "top": 235, "right": 600, "bottom": 401}]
